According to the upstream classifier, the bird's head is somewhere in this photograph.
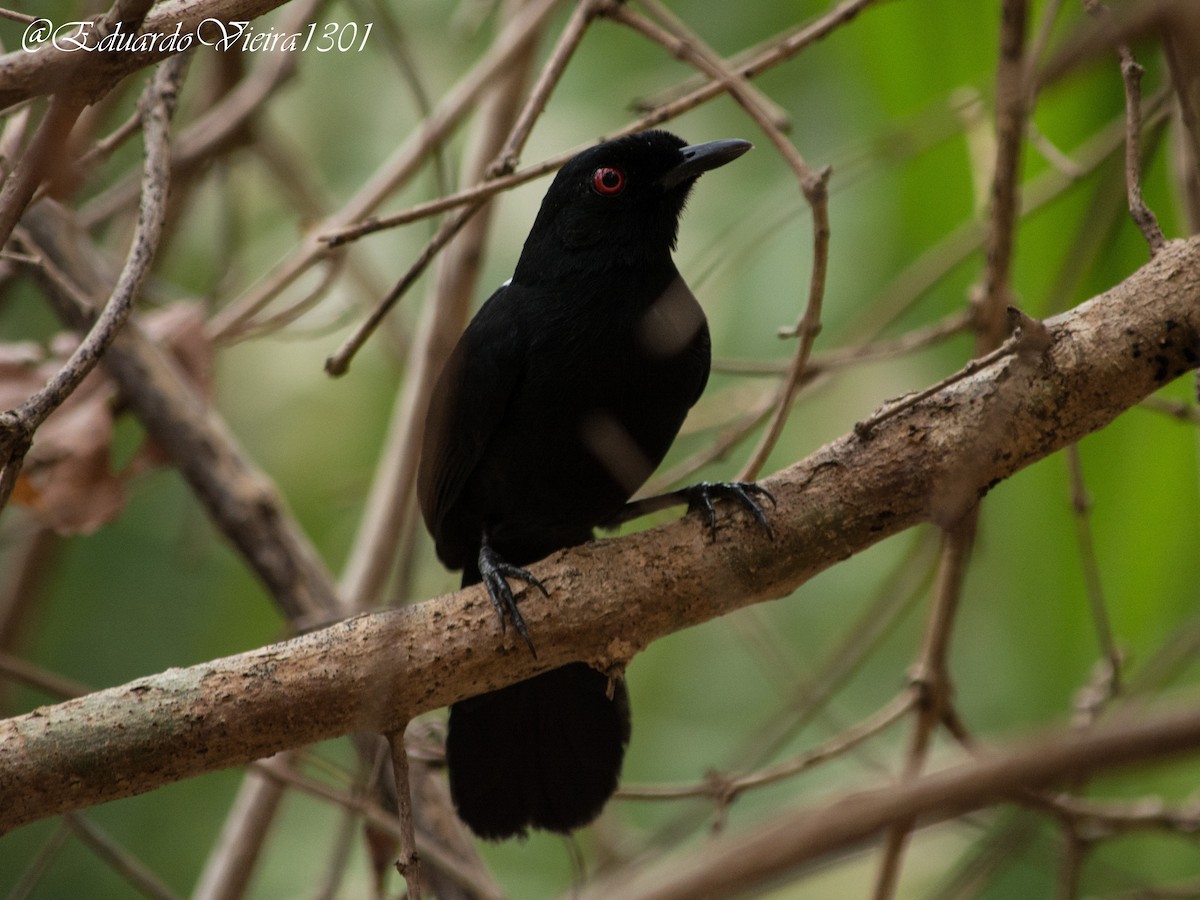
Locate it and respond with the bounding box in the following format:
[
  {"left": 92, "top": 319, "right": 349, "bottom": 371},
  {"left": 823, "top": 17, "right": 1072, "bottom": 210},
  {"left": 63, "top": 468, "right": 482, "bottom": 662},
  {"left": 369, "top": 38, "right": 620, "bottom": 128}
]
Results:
[{"left": 513, "top": 130, "right": 752, "bottom": 282}]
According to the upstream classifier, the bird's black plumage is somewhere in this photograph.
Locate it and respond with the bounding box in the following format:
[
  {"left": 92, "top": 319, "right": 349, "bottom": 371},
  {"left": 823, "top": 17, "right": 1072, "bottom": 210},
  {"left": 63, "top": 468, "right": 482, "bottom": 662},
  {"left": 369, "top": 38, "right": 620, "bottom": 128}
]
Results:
[{"left": 417, "top": 129, "right": 759, "bottom": 840}]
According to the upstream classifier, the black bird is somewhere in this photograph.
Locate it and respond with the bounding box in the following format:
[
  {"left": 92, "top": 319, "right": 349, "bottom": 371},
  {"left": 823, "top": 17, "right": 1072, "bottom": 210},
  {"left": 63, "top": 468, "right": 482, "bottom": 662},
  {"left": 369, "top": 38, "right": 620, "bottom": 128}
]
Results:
[{"left": 417, "top": 129, "right": 771, "bottom": 840}]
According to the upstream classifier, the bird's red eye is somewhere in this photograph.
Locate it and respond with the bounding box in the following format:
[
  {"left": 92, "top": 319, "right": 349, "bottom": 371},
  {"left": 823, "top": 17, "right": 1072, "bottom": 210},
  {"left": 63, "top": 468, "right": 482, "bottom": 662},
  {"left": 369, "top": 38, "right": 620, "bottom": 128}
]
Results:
[{"left": 591, "top": 166, "right": 625, "bottom": 195}]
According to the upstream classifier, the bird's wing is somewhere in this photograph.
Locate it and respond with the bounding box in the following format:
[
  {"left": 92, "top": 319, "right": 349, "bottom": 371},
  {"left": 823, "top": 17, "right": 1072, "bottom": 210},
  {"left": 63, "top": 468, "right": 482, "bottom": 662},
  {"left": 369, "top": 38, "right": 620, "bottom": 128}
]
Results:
[{"left": 417, "top": 282, "right": 524, "bottom": 555}]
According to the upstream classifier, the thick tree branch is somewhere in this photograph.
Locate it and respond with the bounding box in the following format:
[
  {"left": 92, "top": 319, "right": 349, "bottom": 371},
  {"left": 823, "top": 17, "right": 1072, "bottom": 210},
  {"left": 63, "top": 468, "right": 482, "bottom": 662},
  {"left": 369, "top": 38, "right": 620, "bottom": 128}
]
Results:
[{"left": 1, "top": 236, "right": 1198, "bottom": 834}]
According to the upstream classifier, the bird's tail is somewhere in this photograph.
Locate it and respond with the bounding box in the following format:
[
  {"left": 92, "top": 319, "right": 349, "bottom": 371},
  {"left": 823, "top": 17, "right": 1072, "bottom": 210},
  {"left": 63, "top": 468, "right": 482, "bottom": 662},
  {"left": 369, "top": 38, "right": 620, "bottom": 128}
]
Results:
[{"left": 445, "top": 661, "right": 631, "bottom": 840}]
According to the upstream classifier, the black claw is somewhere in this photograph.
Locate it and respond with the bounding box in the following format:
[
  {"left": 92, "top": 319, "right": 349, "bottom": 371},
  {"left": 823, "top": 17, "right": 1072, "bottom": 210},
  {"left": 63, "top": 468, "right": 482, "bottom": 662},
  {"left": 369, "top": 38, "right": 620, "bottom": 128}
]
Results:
[
  {"left": 478, "top": 545, "right": 546, "bottom": 658},
  {"left": 684, "top": 481, "right": 776, "bottom": 542}
]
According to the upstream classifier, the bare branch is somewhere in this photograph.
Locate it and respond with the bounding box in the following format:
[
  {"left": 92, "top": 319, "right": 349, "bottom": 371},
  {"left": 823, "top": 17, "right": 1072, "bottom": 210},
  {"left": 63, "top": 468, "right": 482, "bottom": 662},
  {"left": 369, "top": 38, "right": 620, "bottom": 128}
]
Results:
[
  {"left": 975, "top": 0, "right": 1031, "bottom": 350},
  {"left": 872, "top": 523, "right": 974, "bottom": 899},
  {"left": 492, "top": 0, "right": 614, "bottom": 175},
  {"left": 191, "top": 755, "right": 293, "bottom": 900},
  {"left": 387, "top": 730, "right": 424, "bottom": 900},
  {"left": 1065, "top": 445, "right": 1122, "bottom": 694},
  {"left": 1083, "top": 0, "right": 1168, "bottom": 254}
]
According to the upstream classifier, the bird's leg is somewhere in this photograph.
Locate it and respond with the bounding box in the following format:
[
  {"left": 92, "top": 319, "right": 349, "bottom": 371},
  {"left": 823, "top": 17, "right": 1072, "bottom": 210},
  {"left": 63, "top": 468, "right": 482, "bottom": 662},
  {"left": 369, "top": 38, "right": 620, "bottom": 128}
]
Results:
[
  {"left": 478, "top": 539, "right": 547, "bottom": 658},
  {"left": 607, "top": 482, "right": 775, "bottom": 541}
]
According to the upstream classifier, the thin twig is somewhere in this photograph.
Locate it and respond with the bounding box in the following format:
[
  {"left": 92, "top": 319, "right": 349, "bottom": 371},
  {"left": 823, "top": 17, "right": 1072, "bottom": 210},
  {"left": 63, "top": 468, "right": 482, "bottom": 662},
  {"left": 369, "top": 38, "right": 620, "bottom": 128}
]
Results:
[
  {"left": 0, "top": 650, "right": 90, "bottom": 699},
  {"left": 1083, "top": 0, "right": 1167, "bottom": 254},
  {"left": 715, "top": 310, "right": 974, "bottom": 377},
  {"left": 7, "top": 821, "right": 71, "bottom": 900},
  {"left": 492, "top": 0, "right": 616, "bottom": 175},
  {"left": 191, "top": 756, "right": 294, "bottom": 900},
  {"left": 74, "top": 107, "right": 143, "bottom": 172},
  {"left": 319, "top": 155, "right": 564, "bottom": 246},
  {"left": 388, "top": 730, "right": 424, "bottom": 900},
  {"left": 872, "top": 524, "right": 976, "bottom": 900},
  {"left": 619, "top": 690, "right": 916, "bottom": 802},
  {"left": 1028, "top": 121, "right": 1086, "bottom": 178},
  {"left": 974, "top": 0, "right": 1031, "bottom": 352},
  {"left": 1056, "top": 826, "right": 1089, "bottom": 900},
  {"left": 1033, "top": 789, "right": 1200, "bottom": 835},
  {"left": 634, "top": 0, "right": 792, "bottom": 130},
  {"left": 1064, "top": 445, "right": 1123, "bottom": 697},
  {"left": 1139, "top": 394, "right": 1200, "bottom": 425},
  {"left": 0, "top": 526, "right": 57, "bottom": 703},
  {"left": 736, "top": 170, "right": 828, "bottom": 481},
  {"left": 0, "top": 8, "right": 37, "bottom": 24},
  {"left": 64, "top": 812, "right": 182, "bottom": 900},
  {"left": 324, "top": 204, "right": 481, "bottom": 376},
  {"left": 1028, "top": 0, "right": 1066, "bottom": 67},
  {"left": 1072, "top": 656, "right": 1123, "bottom": 733}
]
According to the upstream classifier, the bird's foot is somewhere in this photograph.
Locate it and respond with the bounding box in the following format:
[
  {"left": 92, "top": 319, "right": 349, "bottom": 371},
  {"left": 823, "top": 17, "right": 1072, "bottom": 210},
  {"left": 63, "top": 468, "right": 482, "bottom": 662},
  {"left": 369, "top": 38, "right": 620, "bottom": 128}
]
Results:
[
  {"left": 684, "top": 481, "right": 775, "bottom": 542},
  {"left": 478, "top": 544, "right": 548, "bottom": 658}
]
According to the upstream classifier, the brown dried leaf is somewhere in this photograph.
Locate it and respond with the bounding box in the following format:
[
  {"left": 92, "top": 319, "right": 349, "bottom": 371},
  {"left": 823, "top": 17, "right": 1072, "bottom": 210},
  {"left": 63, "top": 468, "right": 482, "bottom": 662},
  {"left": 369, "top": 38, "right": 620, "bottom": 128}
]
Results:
[
  {"left": 18, "top": 383, "right": 123, "bottom": 535},
  {"left": 2, "top": 302, "right": 214, "bottom": 534}
]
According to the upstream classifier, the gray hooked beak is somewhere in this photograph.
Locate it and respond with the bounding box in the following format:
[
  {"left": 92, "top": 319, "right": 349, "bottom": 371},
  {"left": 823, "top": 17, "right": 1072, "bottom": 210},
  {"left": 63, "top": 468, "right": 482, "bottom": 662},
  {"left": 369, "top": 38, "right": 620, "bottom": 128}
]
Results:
[{"left": 659, "top": 138, "right": 753, "bottom": 189}]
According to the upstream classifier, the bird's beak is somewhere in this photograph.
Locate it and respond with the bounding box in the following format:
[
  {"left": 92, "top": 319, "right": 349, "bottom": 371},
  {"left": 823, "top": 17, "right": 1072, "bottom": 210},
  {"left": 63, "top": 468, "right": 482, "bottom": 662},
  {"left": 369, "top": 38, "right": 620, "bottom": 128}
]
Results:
[{"left": 659, "top": 139, "right": 753, "bottom": 189}]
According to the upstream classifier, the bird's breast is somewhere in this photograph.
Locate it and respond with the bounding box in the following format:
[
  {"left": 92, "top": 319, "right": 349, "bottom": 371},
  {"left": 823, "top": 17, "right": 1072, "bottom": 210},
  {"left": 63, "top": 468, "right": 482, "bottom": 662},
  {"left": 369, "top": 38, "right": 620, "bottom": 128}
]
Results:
[
  {"left": 634, "top": 275, "right": 707, "bottom": 360},
  {"left": 460, "top": 273, "right": 711, "bottom": 557}
]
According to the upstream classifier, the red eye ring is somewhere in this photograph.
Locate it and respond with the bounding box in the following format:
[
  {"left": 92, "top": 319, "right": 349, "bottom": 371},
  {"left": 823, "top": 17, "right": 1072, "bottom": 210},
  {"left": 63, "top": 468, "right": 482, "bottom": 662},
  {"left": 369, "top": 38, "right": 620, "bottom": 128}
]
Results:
[{"left": 592, "top": 166, "right": 625, "bottom": 195}]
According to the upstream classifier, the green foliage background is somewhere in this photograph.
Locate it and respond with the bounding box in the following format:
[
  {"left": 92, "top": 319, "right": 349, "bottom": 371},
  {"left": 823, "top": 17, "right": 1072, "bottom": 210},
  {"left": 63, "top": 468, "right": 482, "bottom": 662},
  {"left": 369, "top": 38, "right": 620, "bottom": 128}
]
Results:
[{"left": 1, "top": 0, "right": 1198, "bottom": 897}]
